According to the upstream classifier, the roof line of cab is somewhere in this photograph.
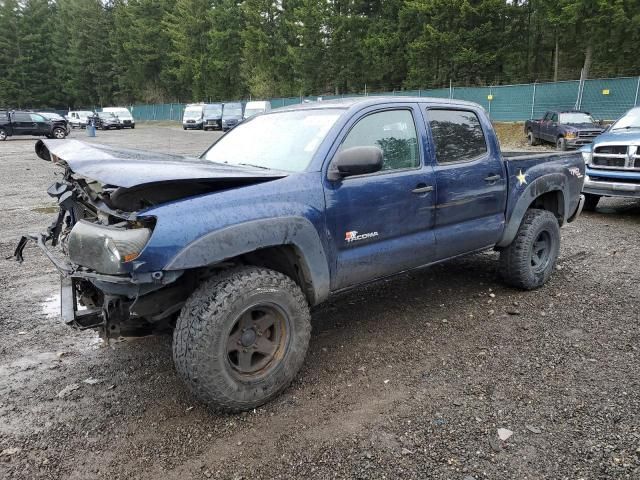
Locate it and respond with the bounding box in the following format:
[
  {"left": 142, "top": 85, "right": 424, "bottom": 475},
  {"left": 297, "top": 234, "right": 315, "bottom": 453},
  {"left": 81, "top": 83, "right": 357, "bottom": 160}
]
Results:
[{"left": 276, "top": 96, "right": 482, "bottom": 113}]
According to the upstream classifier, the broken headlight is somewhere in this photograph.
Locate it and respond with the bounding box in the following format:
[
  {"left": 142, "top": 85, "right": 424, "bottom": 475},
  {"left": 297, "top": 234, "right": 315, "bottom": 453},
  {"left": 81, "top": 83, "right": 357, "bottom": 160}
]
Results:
[{"left": 67, "top": 220, "right": 152, "bottom": 274}]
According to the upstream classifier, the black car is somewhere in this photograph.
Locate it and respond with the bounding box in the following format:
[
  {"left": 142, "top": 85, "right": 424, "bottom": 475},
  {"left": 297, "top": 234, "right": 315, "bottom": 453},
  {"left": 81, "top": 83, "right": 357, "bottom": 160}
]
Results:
[
  {"left": 92, "top": 112, "right": 122, "bottom": 130},
  {"left": 0, "top": 110, "right": 68, "bottom": 141},
  {"left": 203, "top": 103, "right": 223, "bottom": 131}
]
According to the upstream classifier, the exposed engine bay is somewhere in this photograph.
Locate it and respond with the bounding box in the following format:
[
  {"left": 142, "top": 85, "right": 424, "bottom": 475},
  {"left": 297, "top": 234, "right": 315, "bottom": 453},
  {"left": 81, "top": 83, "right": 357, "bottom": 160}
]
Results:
[{"left": 13, "top": 139, "right": 287, "bottom": 340}]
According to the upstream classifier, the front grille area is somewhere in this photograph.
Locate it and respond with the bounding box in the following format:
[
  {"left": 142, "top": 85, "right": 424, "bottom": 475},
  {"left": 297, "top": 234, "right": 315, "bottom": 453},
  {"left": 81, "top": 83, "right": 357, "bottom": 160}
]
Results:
[
  {"left": 595, "top": 145, "right": 627, "bottom": 155},
  {"left": 592, "top": 157, "right": 626, "bottom": 168},
  {"left": 578, "top": 130, "right": 602, "bottom": 139},
  {"left": 591, "top": 145, "right": 640, "bottom": 171}
]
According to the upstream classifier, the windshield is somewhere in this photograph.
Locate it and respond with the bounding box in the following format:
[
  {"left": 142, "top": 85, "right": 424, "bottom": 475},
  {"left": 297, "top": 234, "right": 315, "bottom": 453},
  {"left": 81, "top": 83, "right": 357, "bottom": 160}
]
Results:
[
  {"left": 223, "top": 104, "right": 242, "bottom": 117},
  {"left": 559, "top": 112, "right": 595, "bottom": 124},
  {"left": 40, "top": 113, "right": 62, "bottom": 120},
  {"left": 78, "top": 111, "right": 93, "bottom": 118},
  {"left": 204, "top": 104, "right": 222, "bottom": 116},
  {"left": 611, "top": 107, "right": 640, "bottom": 130},
  {"left": 202, "top": 109, "right": 341, "bottom": 172},
  {"left": 109, "top": 109, "right": 131, "bottom": 118},
  {"left": 98, "top": 112, "right": 116, "bottom": 119},
  {"left": 183, "top": 107, "right": 202, "bottom": 119}
]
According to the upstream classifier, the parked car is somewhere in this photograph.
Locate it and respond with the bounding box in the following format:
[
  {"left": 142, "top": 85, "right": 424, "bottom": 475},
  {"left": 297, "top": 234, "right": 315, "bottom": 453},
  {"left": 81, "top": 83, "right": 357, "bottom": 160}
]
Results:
[
  {"left": 16, "top": 97, "right": 584, "bottom": 412},
  {"left": 203, "top": 103, "right": 223, "bottom": 131},
  {"left": 92, "top": 112, "right": 122, "bottom": 130},
  {"left": 0, "top": 110, "right": 68, "bottom": 140},
  {"left": 67, "top": 111, "right": 94, "bottom": 129},
  {"left": 580, "top": 106, "right": 640, "bottom": 211},
  {"left": 182, "top": 104, "right": 204, "bottom": 130},
  {"left": 222, "top": 102, "right": 243, "bottom": 130},
  {"left": 102, "top": 107, "right": 135, "bottom": 129},
  {"left": 38, "top": 112, "right": 70, "bottom": 135},
  {"left": 243, "top": 100, "right": 271, "bottom": 120},
  {"left": 525, "top": 110, "right": 605, "bottom": 150}
]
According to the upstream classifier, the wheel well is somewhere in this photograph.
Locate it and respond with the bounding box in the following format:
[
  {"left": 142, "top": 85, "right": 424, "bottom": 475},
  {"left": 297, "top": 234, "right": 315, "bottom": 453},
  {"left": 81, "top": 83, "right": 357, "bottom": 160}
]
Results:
[
  {"left": 529, "top": 191, "right": 564, "bottom": 225},
  {"left": 238, "top": 245, "right": 315, "bottom": 303}
]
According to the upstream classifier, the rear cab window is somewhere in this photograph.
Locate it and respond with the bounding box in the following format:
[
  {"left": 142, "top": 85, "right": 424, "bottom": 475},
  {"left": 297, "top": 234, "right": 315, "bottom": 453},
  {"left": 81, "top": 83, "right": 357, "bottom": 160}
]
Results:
[{"left": 426, "top": 109, "right": 488, "bottom": 164}]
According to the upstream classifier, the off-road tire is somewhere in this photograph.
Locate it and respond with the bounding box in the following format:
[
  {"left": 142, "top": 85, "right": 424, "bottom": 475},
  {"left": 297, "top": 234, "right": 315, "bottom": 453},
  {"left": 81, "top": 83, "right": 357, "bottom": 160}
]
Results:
[
  {"left": 499, "top": 209, "right": 560, "bottom": 290},
  {"left": 583, "top": 193, "right": 600, "bottom": 212},
  {"left": 527, "top": 130, "right": 539, "bottom": 146},
  {"left": 173, "top": 266, "right": 311, "bottom": 412}
]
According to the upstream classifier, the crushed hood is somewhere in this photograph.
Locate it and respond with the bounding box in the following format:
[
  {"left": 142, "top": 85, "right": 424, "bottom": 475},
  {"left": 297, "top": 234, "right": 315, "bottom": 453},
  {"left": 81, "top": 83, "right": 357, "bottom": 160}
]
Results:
[{"left": 35, "top": 139, "right": 287, "bottom": 188}]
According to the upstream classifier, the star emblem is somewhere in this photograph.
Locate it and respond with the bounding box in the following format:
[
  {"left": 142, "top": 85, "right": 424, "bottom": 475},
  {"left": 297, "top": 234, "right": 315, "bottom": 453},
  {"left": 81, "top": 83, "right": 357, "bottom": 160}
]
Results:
[{"left": 516, "top": 169, "right": 527, "bottom": 186}]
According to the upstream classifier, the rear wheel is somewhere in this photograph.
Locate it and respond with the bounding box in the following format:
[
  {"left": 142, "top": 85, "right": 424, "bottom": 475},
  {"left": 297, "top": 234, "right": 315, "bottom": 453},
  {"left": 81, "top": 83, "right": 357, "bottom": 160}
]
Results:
[
  {"left": 0, "top": 128, "right": 7, "bottom": 141},
  {"left": 499, "top": 209, "right": 560, "bottom": 290},
  {"left": 583, "top": 193, "right": 600, "bottom": 212},
  {"left": 173, "top": 266, "right": 311, "bottom": 412}
]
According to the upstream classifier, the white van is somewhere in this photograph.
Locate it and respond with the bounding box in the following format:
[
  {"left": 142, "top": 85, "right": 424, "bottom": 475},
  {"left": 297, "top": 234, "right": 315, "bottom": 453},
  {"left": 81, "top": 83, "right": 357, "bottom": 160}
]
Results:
[
  {"left": 182, "top": 104, "right": 205, "bottom": 130},
  {"left": 102, "top": 107, "right": 135, "bottom": 129},
  {"left": 67, "top": 110, "right": 94, "bottom": 129},
  {"left": 243, "top": 100, "right": 272, "bottom": 120}
]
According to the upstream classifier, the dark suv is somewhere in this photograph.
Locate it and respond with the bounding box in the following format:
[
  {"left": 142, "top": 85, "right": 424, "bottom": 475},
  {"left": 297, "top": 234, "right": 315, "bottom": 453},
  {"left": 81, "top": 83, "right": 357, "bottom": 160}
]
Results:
[
  {"left": 0, "top": 111, "right": 68, "bottom": 140},
  {"left": 92, "top": 112, "right": 123, "bottom": 130}
]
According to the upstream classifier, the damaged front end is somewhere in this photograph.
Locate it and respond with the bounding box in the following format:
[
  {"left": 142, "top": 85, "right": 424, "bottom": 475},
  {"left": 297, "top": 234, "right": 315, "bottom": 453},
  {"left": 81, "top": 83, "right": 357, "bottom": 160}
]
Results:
[{"left": 13, "top": 171, "right": 185, "bottom": 340}]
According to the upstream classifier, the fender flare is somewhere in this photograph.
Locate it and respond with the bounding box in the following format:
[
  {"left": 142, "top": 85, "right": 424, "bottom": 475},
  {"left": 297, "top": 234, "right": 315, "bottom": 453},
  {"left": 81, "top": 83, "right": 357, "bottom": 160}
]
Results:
[
  {"left": 164, "top": 216, "right": 330, "bottom": 305},
  {"left": 496, "top": 173, "right": 568, "bottom": 248}
]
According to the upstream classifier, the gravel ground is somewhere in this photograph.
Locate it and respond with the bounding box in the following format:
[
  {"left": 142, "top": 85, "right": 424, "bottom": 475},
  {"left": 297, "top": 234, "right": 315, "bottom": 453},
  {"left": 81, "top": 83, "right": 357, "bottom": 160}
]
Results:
[{"left": 0, "top": 125, "right": 638, "bottom": 480}]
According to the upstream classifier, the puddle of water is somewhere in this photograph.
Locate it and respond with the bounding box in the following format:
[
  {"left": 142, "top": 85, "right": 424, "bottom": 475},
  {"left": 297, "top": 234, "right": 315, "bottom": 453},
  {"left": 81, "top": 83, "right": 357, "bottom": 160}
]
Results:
[
  {"left": 42, "top": 293, "right": 61, "bottom": 318},
  {"left": 31, "top": 205, "right": 59, "bottom": 214}
]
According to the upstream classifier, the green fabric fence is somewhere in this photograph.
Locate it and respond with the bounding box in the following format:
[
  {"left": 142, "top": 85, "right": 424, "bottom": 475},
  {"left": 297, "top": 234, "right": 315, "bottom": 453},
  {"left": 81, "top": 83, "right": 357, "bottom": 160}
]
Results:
[{"left": 128, "top": 76, "right": 640, "bottom": 123}]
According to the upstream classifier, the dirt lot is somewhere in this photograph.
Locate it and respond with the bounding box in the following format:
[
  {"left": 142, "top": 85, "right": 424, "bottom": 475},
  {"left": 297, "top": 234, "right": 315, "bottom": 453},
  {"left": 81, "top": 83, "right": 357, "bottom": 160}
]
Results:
[{"left": 0, "top": 125, "right": 639, "bottom": 480}]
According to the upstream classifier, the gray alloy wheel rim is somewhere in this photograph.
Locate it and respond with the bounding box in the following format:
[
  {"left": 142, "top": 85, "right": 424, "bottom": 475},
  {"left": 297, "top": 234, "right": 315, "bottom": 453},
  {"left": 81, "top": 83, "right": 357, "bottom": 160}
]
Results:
[
  {"left": 225, "top": 303, "right": 290, "bottom": 380},
  {"left": 54, "top": 129, "right": 65, "bottom": 139},
  {"left": 0, "top": 129, "right": 6, "bottom": 140},
  {"left": 531, "top": 230, "right": 552, "bottom": 273}
]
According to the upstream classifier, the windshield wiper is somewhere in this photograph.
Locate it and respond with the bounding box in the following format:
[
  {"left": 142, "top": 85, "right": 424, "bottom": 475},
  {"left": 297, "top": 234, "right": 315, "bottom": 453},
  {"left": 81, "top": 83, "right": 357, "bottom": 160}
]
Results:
[
  {"left": 612, "top": 126, "right": 640, "bottom": 131},
  {"left": 238, "top": 163, "right": 271, "bottom": 170}
]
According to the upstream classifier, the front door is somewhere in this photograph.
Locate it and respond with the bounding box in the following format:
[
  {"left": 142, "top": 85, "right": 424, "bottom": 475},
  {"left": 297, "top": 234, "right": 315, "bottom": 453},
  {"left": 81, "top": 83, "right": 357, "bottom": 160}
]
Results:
[
  {"left": 324, "top": 106, "right": 436, "bottom": 290},
  {"left": 29, "top": 113, "right": 50, "bottom": 136},
  {"left": 424, "top": 107, "right": 507, "bottom": 259}
]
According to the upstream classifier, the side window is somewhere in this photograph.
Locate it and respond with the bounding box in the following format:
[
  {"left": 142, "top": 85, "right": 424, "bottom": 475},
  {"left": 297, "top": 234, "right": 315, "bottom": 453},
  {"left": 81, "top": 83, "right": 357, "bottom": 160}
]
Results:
[
  {"left": 551, "top": 113, "right": 558, "bottom": 123},
  {"left": 30, "top": 113, "right": 46, "bottom": 122},
  {"left": 543, "top": 112, "right": 551, "bottom": 121},
  {"left": 427, "top": 109, "right": 488, "bottom": 164},
  {"left": 339, "top": 110, "right": 419, "bottom": 171},
  {"left": 13, "top": 112, "right": 31, "bottom": 122}
]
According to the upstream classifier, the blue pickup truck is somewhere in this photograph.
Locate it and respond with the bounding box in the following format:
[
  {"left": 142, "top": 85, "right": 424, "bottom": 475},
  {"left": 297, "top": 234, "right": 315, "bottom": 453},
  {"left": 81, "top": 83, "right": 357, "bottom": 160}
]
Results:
[
  {"left": 580, "top": 106, "right": 640, "bottom": 211},
  {"left": 16, "top": 97, "right": 585, "bottom": 411},
  {"left": 525, "top": 110, "right": 605, "bottom": 150}
]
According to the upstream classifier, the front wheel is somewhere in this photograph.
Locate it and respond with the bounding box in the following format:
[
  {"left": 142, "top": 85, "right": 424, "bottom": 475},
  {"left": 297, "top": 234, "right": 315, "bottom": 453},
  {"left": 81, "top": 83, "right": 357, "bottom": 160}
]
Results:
[
  {"left": 0, "top": 128, "right": 7, "bottom": 141},
  {"left": 583, "top": 193, "right": 600, "bottom": 212},
  {"left": 499, "top": 209, "right": 560, "bottom": 290},
  {"left": 52, "top": 127, "right": 66, "bottom": 139},
  {"left": 527, "top": 130, "right": 539, "bottom": 146},
  {"left": 173, "top": 266, "right": 311, "bottom": 412},
  {"left": 556, "top": 137, "right": 567, "bottom": 151}
]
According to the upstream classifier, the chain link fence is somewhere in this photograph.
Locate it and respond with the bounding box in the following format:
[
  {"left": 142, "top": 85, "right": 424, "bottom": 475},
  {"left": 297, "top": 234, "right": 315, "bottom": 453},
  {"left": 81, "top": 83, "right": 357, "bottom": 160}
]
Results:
[{"left": 126, "top": 76, "right": 640, "bottom": 123}]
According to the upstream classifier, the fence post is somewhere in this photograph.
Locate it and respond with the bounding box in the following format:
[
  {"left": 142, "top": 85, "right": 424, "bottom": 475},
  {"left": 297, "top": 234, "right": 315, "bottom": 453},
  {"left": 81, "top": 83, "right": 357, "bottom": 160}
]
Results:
[
  {"left": 635, "top": 76, "right": 640, "bottom": 107},
  {"left": 531, "top": 82, "right": 537, "bottom": 119}
]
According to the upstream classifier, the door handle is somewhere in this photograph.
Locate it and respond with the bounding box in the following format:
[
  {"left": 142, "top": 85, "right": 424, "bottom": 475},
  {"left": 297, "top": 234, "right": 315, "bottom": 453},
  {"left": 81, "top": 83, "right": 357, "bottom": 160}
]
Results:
[
  {"left": 484, "top": 174, "right": 501, "bottom": 182},
  {"left": 412, "top": 185, "right": 434, "bottom": 194}
]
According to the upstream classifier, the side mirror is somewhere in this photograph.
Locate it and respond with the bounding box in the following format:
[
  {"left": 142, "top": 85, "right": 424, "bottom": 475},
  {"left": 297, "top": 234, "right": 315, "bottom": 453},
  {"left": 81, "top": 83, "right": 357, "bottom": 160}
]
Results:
[{"left": 328, "top": 146, "right": 383, "bottom": 181}]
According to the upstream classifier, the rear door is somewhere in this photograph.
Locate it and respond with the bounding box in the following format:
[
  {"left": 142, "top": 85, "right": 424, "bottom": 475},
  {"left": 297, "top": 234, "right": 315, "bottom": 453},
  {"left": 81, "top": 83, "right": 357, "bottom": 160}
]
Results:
[
  {"left": 424, "top": 107, "right": 507, "bottom": 259},
  {"left": 11, "top": 112, "right": 34, "bottom": 135},
  {"left": 324, "top": 104, "right": 437, "bottom": 290}
]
